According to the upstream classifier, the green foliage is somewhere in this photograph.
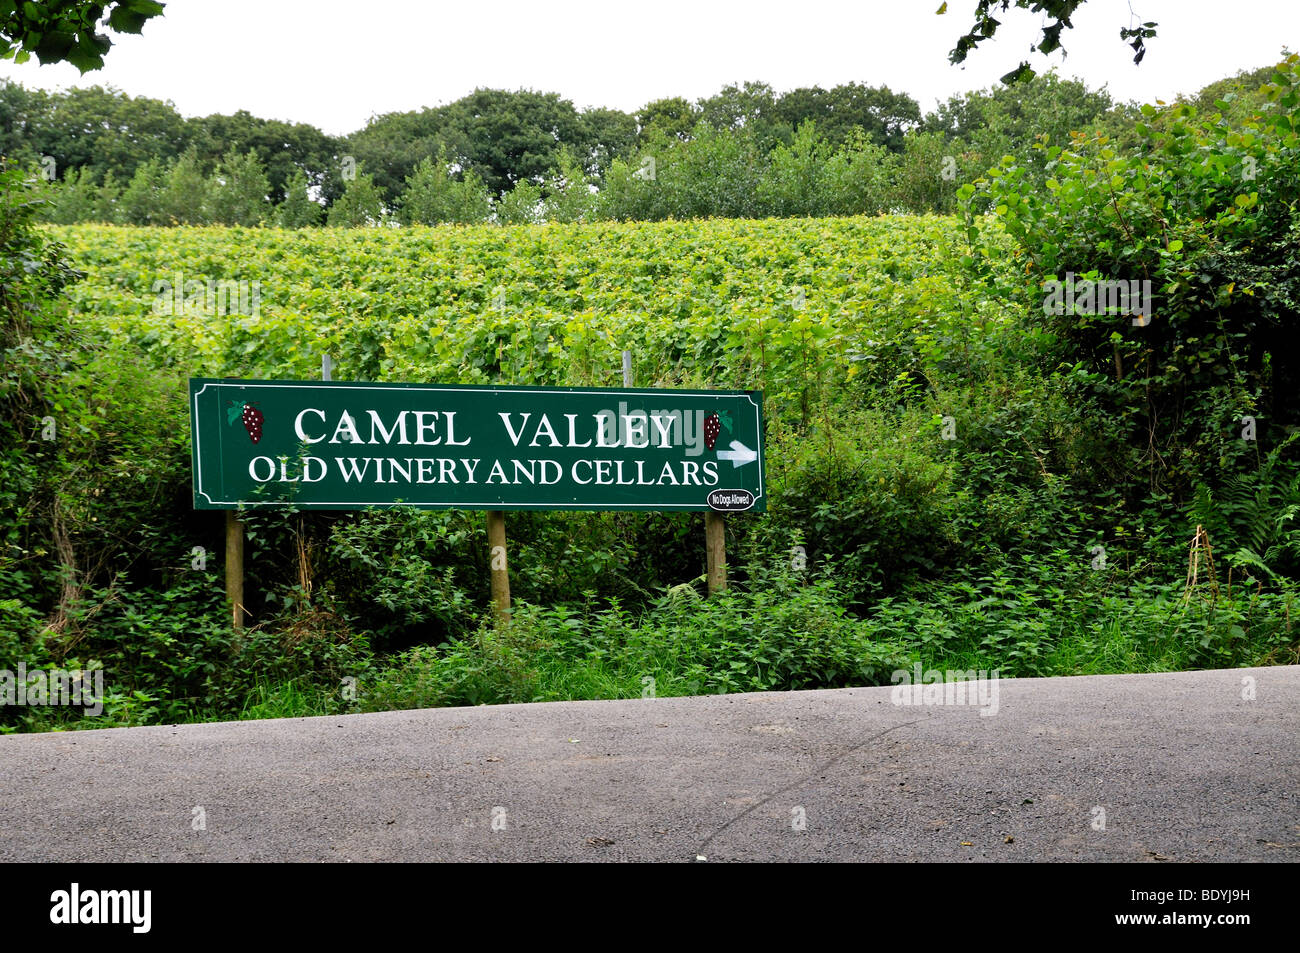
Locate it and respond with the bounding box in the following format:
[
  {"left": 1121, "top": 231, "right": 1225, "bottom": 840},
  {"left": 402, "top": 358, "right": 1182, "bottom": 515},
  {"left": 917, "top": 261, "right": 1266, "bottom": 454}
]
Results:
[
  {"left": 323, "top": 509, "right": 481, "bottom": 647},
  {"left": 925, "top": 71, "right": 1118, "bottom": 195},
  {"left": 600, "top": 122, "right": 764, "bottom": 221},
  {"left": 542, "top": 147, "right": 597, "bottom": 224},
  {"left": 185, "top": 109, "right": 337, "bottom": 205},
  {"left": 942, "top": 0, "right": 1156, "bottom": 84},
  {"left": 9, "top": 65, "right": 1291, "bottom": 232},
  {"left": 770, "top": 82, "right": 921, "bottom": 153},
  {"left": 117, "top": 157, "right": 168, "bottom": 225},
  {"left": 756, "top": 122, "right": 835, "bottom": 218},
  {"left": 494, "top": 179, "right": 544, "bottom": 224},
  {"left": 821, "top": 131, "right": 895, "bottom": 215},
  {"left": 870, "top": 552, "right": 1296, "bottom": 677},
  {"left": 37, "top": 166, "right": 116, "bottom": 223},
  {"left": 12, "top": 79, "right": 1300, "bottom": 732},
  {"left": 635, "top": 96, "right": 698, "bottom": 144},
  {"left": 962, "top": 54, "right": 1300, "bottom": 500},
  {"left": 327, "top": 169, "right": 386, "bottom": 227},
  {"left": 889, "top": 130, "right": 961, "bottom": 213},
  {"left": 397, "top": 152, "right": 492, "bottom": 226},
  {"left": 361, "top": 554, "right": 909, "bottom": 710},
  {"left": 0, "top": 0, "right": 165, "bottom": 72},
  {"left": 765, "top": 408, "right": 957, "bottom": 602},
  {"left": 207, "top": 149, "right": 271, "bottom": 226},
  {"left": 157, "top": 149, "right": 210, "bottom": 224},
  {"left": 1189, "top": 434, "right": 1300, "bottom": 583},
  {"left": 277, "top": 168, "right": 322, "bottom": 227}
]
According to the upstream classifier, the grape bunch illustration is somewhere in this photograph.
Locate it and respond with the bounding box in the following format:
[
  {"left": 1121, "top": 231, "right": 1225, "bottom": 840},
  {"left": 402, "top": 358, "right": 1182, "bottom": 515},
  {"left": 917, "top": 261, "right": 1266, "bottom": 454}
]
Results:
[
  {"left": 703, "top": 410, "right": 732, "bottom": 450},
  {"left": 227, "top": 399, "right": 264, "bottom": 444}
]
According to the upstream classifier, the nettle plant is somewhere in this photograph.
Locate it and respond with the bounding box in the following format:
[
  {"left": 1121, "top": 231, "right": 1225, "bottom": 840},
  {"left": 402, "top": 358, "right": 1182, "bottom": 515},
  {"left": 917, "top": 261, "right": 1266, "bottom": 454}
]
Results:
[{"left": 959, "top": 55, "right": 1300, "bottom": 501}]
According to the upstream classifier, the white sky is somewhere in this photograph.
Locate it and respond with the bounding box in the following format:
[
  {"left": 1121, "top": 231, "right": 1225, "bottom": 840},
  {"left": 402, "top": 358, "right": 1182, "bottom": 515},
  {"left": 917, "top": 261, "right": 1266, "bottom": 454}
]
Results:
[{"left": 2, "top": 1, "right": 1296, "bottom": 135}]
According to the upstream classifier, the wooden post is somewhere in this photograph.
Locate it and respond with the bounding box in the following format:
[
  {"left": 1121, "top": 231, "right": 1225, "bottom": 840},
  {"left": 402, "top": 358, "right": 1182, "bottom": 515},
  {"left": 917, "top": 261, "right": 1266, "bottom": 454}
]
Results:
[
  {"left": 705, "top": 511, "right": 727, "bottom": 595},
  {"left": 622, "top": 350, "right": 633, "bottom": 388},
  {"left": 226, "top": 510, "right": 245, "bottom": 629},
  {"left": 487, "top": 510, "right": 510, "bottom": 627}
]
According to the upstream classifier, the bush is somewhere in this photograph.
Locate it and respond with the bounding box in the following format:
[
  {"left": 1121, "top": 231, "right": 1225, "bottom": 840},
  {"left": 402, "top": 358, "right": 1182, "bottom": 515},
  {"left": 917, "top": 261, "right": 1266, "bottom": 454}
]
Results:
[{"left": 360, "top": 552, "right": 908, "bottom": 711}]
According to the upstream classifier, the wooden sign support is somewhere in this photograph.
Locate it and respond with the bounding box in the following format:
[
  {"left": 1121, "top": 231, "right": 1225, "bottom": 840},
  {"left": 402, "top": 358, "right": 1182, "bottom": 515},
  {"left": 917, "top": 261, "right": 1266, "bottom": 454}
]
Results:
[
  {"left": 625, "top": 347, "right": 730, "bottom": 597},
  {"left": 487, "top": 509, "right": 511, "bottom": 628},
  {"left": 705, "top": 510, "right": 727, "bottom": 595},
  {"left": 225, "top": 510, "right": 245, "bottom": 629}
]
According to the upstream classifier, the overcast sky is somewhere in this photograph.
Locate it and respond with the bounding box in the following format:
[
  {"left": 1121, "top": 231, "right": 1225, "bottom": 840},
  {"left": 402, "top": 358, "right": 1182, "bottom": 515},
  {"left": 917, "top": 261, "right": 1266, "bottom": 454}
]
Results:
[{"left": 2, "top": 1, "right": 1296, "bottom": 135}]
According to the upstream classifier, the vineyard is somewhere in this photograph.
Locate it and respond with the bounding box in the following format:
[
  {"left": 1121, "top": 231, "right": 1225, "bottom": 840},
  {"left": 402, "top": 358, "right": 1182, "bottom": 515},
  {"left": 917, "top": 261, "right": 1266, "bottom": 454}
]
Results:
[
  {"left": 7, "top": 108, "right": 1300, "bottom": 726},
  {"left": 50, "top": 216, "right": 1003, "bottom": 400}
]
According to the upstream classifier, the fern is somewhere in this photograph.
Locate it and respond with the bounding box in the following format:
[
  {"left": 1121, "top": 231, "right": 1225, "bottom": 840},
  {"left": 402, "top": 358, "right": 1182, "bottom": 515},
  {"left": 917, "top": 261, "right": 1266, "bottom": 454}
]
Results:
[{"left": 1188, "top": 433, "right": 1300, "bottom": 583}]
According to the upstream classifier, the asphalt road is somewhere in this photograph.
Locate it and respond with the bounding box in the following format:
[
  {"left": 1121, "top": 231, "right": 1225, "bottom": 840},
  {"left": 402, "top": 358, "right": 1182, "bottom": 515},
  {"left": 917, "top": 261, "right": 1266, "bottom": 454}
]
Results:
[{"left": 1, "top": 666, "right": 1297, "bottom": 862}]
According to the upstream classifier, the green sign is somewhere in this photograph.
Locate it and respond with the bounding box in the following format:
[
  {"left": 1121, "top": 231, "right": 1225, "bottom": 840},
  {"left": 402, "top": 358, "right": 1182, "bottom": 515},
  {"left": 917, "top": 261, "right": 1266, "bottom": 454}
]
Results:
[{"left": 189, "top": 378, "right": 765, "bottom": 512}]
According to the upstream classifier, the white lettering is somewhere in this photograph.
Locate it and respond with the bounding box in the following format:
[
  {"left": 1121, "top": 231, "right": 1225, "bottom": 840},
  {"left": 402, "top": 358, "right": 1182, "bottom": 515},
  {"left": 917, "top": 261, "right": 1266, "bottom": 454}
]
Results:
[{"left": 294, "top": 408, "right": 326, "bottom": 443}]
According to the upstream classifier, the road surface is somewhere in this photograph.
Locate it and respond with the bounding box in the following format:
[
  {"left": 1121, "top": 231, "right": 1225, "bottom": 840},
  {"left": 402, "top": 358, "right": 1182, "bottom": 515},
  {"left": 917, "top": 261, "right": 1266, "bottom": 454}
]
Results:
[{"left": 1, "top": 666, "right": 1296, "bottom": 861}]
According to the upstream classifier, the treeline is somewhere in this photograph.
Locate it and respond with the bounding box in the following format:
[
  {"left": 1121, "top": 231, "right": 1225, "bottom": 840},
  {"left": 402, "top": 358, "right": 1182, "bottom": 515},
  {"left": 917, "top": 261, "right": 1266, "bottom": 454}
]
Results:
[
  {"left": 2, "top": 74, "right": 1133, "bottom": 225},
  {"left": 2, "top": 67, "right": 1277, "bottom": 226}
]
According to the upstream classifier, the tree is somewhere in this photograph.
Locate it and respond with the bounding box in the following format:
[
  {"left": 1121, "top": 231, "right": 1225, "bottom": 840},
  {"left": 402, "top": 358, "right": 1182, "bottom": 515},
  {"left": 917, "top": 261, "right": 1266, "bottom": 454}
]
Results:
[
  {"left": 207, "top": 149, "right": 270, "bottom": 226},
  {"left": 437, "top": 88, "right": 592, "bottom": 196},
  {"left": 600, "top": 122, "right": 763, "bottom": 221},
  {"left": 823, "top": 131, "right": 896, "bottom": 216},
  {"left": 117, "top": 156, "right": 167, "bottom": 224},
  {"left": 347, "top": 89, "right": 600, "bottom": 202},
  {"left": 186, "top": 109, "right": 339, "bottom": 204},
  {"left": 1184, "top": 64, "right": 1277, "bottom": 120},
  {"left": 327, "top": 169, "right": 385, "bottom": 226},
  {"left": 342, "top": 108, "right": 447, "bottom": 204},
  {"left": 963, "top": 55, "right": 1300, "bottom": 497},
  {"left": 38, "top": 165, "right": 100, "bottom": 222},
  {"left": 697, "top": 82, "right": 785, "bottom": 151},
  {"left": 1, "top": 0, "right": 165, "bottom": 72},
  {"left": 397, "top": 153, "right": 491, "bottom": 225},
  {"left": 636, "top": 97, "right": 698, "bottom": 144},
  {"left": 774, "top": 83, "right": 921, "bottom": 152},
  {"left": 542, "top": 147, "right": 596, "bottom": 223},
  {"left": 157, "top": 150, "right": 209, "bottom": 224},
  {"left": 580, "top": 107, "right": 638, "bottom": 177},
  {"left": 888, "top": 130, "right": 960, "bottom": 213},
  {"left": 0, "top": 79, "right": 47, "bottom": 163},
  {"left": 756, "top": 121, "right": 832, "bottom": 218},
  {"left": 94, "top": 169, "right": 120, "bottom": 220},
  {"left": 938, "top": 0, "right": 1157, "bottom": 84},
  {"left": 495, "top": 179, "right": 544, "bottom": 224},
  {"left": 29, "top": 85, "right": 189, "bottom": 184},
  {"left": 923, "top": 71, "right": 1115, "bottom": 188},
  {"left": 277, "top": 168, "right": 322, "bottom": 227}
]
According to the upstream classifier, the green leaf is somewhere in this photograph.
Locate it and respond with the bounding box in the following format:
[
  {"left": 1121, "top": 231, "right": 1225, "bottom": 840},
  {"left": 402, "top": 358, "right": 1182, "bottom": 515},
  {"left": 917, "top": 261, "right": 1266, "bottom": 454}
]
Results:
[
  {"left": 32, "top": 29, "right": 75, "bottom": 64},
  {"left": 1000, "top": 62, "right": 1035, "bottom": 85},
  {"left": 120, "top": 0, "right": 166, "bottom": 14},
  {"left": 107, "top": 7, "right": 151, "bottom": 33}
]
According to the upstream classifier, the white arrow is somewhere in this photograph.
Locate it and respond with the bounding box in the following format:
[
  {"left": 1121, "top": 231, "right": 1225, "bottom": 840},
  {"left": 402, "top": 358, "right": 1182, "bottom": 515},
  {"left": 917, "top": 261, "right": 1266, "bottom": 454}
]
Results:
[{"left": 716, "top": 440, "right": 758, "bottom": 468}]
